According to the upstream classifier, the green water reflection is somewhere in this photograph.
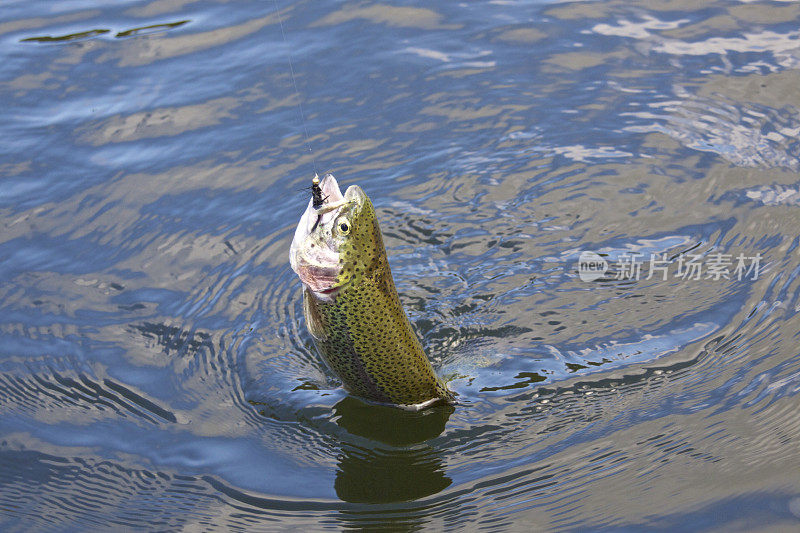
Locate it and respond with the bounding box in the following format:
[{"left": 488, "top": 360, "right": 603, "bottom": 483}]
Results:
[{"left": 333, "top": 397, "right": 453, "bottom": 503}]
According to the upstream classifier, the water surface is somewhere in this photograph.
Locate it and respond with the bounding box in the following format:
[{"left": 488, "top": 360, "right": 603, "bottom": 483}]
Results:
[{"left": 2, "top": 0, "right": 800, "bottom": 530}]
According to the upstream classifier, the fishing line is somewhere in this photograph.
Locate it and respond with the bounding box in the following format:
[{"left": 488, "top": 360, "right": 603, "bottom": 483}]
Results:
[{"left": 272, "top": 0, "right": 318, "bottom": 176}]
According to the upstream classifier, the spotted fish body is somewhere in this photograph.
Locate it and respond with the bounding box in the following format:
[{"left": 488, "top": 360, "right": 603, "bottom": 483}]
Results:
[{"left": 290, "top": 174, "right": 453, "bottom": 408}]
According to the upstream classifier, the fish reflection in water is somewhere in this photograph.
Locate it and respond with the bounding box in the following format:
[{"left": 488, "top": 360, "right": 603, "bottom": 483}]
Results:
[{"left": 332, "top": 397, "right": 453, "bottom": 503}]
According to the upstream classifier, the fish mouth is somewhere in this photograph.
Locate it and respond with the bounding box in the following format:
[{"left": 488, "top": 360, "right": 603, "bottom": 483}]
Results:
[
  {"left": 313, "top": 282, "right": 347, "bottom": 300},
  {"left": 290, "top": 174, "right": 349, "bottom": 298},
  {"left": 294, "top": 261, "right": 344, "bottom": 296},
  {"left": 289, "top": 173, "right": 369, "bottom": 298},
  {"left": 317, "top": 286, "right": 339, "bottom": 295}
]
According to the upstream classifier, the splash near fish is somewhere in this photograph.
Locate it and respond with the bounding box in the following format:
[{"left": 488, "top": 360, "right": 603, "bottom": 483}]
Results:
[{"left": 290, "top": 174, "right": 454, "bottom": 409}]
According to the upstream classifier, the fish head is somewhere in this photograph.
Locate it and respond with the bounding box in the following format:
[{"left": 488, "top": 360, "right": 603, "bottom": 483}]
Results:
[{"left": 290, "top": 174, "right": 383, "bottom": 300}]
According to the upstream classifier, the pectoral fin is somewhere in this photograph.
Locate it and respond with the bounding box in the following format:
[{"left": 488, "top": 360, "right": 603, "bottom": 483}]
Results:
[{"left": 303, "top": 287, "right": 328, "bottom": 342}]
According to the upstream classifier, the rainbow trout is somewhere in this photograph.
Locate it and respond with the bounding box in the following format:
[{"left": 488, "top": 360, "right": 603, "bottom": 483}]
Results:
[{"left": 290, "top": 174, "right": 453, "bottom": 409}]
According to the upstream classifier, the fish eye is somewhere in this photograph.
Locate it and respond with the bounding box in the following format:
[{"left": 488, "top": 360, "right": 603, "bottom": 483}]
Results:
[{"left": 337, "top": 219, "right": 350, "bottom": 234}]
